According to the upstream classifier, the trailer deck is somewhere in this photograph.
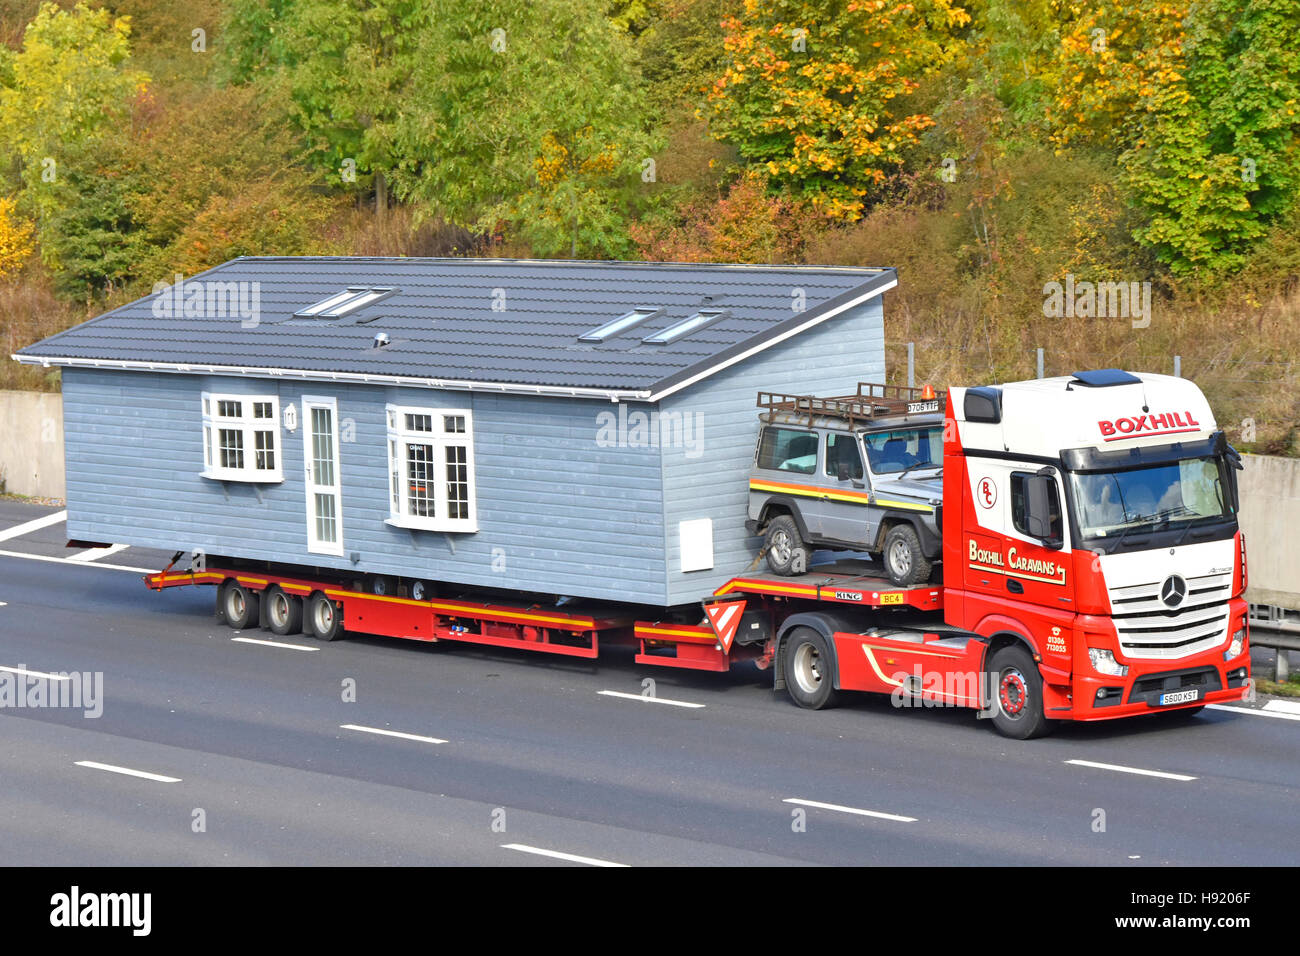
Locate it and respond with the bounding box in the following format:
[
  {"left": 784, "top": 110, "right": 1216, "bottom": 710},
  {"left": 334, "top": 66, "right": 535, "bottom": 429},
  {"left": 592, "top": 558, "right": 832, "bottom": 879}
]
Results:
[{"left": 145, "top": 558, "right": 943, "bottom": 673}]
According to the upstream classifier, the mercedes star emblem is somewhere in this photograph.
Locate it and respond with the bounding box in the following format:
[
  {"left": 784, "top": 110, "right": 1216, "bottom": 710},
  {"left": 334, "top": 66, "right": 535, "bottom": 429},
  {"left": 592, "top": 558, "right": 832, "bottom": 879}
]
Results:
[{"left": 1160, "top": 574, "right": 1188, "bottom": 608}]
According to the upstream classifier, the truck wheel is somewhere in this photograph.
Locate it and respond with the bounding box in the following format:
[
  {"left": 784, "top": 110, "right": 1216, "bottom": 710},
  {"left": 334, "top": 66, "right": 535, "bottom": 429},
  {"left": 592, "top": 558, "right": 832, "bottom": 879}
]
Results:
[
  {"left": 883, "top": 524, "right": 931, "bottom": 586},
  {"left": 987, "top": 645, "right": 1052, "bottom": 739},
  {"left": 264, "top": 586, "right": 302, "bottom": 636},
  {"left": 221, "top": 581, "right": 259, "bottom": 630},
  {"left": 307, "top": 591, "right": 343, "bottom": 642},
  {"left": 765, "top": 515, "right": 810, "bottom": 576},
  {"left": 782, "top": 627, "right": 840, "bottom": 710},
  {"left": 410, "top": 580, "right": 432, "bottom": 602}
]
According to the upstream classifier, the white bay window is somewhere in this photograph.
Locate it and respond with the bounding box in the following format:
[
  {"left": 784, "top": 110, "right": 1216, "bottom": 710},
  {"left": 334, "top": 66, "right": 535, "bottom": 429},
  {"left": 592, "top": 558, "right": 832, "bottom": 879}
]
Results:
[{"left": 386, "top": 405, "right": 477, "bottom": 531}]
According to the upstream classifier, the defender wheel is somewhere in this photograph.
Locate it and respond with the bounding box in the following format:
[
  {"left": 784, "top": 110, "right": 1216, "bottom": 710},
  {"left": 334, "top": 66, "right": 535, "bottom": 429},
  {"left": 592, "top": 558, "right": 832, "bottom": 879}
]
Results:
[
  {"left": 221, "top": 581, "right": 259, "bottom": 630},
  {"left": 988, "top": 645, "right": 1053, "bottom": 739},
  {"left": 307, "top": 591, "right": 343, "bottom": 642},
  {"left": 782, "top": 627, "right": 840, "bottom": 710},
  {"left": 883, "top": 524, "right": 931, "bottom": 587},
  {"left": 765, "top": 515, "right": 810, "bottom": 576},
  {"left": 264, "top": 586, "right": 303, "bottom": 636}
]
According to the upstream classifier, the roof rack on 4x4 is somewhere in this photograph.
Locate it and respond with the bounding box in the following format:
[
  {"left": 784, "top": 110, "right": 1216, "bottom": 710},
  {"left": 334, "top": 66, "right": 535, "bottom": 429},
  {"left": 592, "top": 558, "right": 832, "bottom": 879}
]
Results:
[{"left": 757, "top": 382, "right": 946, "bottom": 427}]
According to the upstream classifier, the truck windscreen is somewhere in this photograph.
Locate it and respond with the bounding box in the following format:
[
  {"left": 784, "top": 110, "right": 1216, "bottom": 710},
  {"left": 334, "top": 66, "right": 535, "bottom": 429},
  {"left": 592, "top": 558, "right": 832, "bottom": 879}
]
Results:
[{"left": 1067, "top": 455, "right": 1234, "bottom": 542}]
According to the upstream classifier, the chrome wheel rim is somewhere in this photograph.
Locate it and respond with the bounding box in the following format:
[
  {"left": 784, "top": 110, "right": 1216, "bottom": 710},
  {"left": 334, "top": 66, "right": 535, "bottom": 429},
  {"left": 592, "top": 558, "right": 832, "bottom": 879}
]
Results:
[
  {"left": 889, "top": 540, "right": 912, "bottom": 576},
  {"left": 771, "top": 529, "right": 793, "bottom": 564},
  {"left": 269, "top": 592, "right": 289, "bottom": 627},
  {"left": 792, "top": 642, "right": 823, "bottom": 695}
]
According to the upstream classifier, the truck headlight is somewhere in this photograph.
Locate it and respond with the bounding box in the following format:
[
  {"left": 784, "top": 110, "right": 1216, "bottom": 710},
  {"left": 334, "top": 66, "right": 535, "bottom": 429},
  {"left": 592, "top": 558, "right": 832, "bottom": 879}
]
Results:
[
  {"left": 1224, "top": 628, "right": 1246, "bottom": 661},
  {"left": 1088, "top": 647, "right": 1128, "bottom": 677}
]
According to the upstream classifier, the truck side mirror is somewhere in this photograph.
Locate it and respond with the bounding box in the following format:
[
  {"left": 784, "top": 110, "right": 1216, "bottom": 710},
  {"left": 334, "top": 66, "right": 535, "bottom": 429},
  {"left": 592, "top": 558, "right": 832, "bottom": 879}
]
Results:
[{"left": 1024, "top": 474, "right": 1063, "bottom": 549}]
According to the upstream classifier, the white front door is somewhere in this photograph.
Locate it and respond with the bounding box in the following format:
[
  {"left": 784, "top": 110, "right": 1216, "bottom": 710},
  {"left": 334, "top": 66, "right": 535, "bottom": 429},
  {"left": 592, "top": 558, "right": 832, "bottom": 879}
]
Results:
[{"left": 303, "top": 396, "right": 343, "bottom": 555}]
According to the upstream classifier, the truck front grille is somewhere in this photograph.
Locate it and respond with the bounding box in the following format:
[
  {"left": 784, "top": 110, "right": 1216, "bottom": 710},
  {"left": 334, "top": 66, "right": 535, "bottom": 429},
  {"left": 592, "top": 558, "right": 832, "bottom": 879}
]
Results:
[{"left": 1107, "top": 571, "right": 1231, "bottom": 660}]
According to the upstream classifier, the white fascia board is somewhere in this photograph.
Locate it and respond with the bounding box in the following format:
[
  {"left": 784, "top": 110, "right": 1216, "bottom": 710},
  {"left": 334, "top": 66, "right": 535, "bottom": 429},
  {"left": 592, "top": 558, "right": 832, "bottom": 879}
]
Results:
[
  {"left": 9, "top": 354, "right": 651, "bottom": 403},
  {"left": 644, "top": 278, "right": 897, "bottom": 404}
]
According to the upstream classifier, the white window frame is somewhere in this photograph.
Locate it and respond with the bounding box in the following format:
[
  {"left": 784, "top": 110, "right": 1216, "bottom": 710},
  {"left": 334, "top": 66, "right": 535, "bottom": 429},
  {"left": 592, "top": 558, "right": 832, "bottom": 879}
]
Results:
[
  {"left": 201, "top": 392, "right": 283, "bottom": 482},
  {"left": 385, "top": 404, "right": 477, "bottom": 532}
]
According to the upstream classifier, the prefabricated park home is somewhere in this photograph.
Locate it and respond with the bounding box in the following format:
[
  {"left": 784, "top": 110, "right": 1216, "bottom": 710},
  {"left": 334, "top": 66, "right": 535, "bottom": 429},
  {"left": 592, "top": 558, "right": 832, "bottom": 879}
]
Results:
[{"left": 15, "top": 258, "right": 895, "bottom": 608}]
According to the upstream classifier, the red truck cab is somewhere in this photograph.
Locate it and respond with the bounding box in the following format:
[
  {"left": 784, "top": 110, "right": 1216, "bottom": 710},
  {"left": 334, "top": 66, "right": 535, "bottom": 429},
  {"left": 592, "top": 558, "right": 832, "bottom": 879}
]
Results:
[{"left": 943, "top": 369, "right": 1250, "bottom": 736}]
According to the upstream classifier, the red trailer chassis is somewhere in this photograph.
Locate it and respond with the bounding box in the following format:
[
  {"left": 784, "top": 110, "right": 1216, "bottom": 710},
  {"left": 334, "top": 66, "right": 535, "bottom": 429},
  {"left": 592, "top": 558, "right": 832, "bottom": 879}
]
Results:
[{"left": 145, "top": 560, "right": 954, "bottom": 688}]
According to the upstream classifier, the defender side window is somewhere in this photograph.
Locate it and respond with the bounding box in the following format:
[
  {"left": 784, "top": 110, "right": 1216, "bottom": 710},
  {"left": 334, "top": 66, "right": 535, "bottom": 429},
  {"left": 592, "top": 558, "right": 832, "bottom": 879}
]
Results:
[
  {"left": 824, "top": 433, "right": 863, "bottom": 480},
  {"left": 757, "top": 427, "right": 818, "bottom": 475}
]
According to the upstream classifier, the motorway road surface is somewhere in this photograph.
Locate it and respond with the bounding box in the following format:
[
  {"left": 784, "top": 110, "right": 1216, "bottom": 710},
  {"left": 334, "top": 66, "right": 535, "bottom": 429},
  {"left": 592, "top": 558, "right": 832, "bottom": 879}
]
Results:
[{"left": 0, "top": 501, "right": 1297, "bottom": 866}]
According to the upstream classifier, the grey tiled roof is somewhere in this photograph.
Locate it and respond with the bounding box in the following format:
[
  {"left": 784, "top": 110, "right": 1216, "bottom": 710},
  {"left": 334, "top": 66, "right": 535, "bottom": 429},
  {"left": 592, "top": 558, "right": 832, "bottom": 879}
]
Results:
[{"left": 15, "top": 257, "right": 895, "bottom": 395}]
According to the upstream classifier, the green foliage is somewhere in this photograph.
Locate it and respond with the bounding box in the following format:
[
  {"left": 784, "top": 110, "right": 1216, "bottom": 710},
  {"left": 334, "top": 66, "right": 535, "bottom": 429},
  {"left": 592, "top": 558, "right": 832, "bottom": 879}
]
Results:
[
  {"left": 387, "top": 0, "right": 658, "bottom": 257},
  {"left": 1120, "top": 0, "right": 1300, "bottom": 274},
  {"left": 224, "top": 0, "right": 432, "bottom": 190}
]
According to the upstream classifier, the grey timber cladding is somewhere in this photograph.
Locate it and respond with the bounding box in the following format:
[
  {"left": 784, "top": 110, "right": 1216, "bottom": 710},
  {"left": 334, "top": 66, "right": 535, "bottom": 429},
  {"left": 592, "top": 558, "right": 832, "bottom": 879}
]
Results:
[
  {"left": 61, "top": 367, "right": 671, "bottom": 604},
  {"left": 16, "top": 257, "right": 895, "bottom": 394}
]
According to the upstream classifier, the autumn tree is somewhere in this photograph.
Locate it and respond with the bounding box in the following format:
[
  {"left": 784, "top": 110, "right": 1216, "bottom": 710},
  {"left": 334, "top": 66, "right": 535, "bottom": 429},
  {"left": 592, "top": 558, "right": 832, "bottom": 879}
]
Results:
[
  {"left": 706, "top": 0, "right": 972, "bottom": 220},
  {"left": 0, "top": 196, "right": 35, "bottom": 280},
  {"left": 0, "top": 2, "right": 147, "bottom": 275},
  {"left": 1046, "top": 0, "right": 1300, "bottom": 274}
]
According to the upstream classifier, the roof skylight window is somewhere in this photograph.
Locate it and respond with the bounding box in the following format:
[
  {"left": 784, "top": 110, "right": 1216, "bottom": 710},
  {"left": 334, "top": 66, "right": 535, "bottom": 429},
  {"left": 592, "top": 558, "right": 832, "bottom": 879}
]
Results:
[
  {"left": 296, "top": 287, "right": 395, "bottom": 318},
  {"left": 642, "top": 310, "right": 727, "bottom": 345},
  {"left": 578, "top": 308, "right": 660, "bottom": 342}
]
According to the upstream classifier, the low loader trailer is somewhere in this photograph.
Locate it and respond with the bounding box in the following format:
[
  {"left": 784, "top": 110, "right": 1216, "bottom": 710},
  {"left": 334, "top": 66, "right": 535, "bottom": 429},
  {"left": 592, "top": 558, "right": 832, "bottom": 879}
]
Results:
[{"left": 145, "top": 369, "right": 1253, "bottom": 740}]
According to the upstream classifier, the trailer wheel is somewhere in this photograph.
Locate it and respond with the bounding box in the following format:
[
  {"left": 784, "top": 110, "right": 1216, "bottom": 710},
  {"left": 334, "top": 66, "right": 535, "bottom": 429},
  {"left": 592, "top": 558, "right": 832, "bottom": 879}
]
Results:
[
  {"left": 988, "top": 645, "right": 1052, "bottom": 739},
  {"left": 883, "top": 524, "right": 931, "bottom": 587},
  {"left": 307, "top": 591, "right": 343, "bottom": 642},
  {"left": 765, "top": 515, "right": 810, "bottom": 577},
  {"left": 265, "top": 586, "right": 303, "bottom": 636},
  {"left": 221, "top": 581, "right": 259, "bottom": 630},
  {"left": 782, "top": 627, "right": 840, "bottom": 710},
  {"left": 410, "top": 580, "right": 432, "bottom": 602}
]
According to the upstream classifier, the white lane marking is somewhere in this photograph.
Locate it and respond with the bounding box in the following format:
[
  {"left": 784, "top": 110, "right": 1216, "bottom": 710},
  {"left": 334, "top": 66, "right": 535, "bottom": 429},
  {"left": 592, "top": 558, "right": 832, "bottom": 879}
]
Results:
[
  {"left": 0, "top": 665, "right": 73, "bottom": 681},
  {"left": 68, "top": 543, "right": 129, "bottom": 562},
  {"left": 75, "top": 761, "right": 181, "bottom": 784},
  {"left": 1264, "top": 699, "right": 1300, "bottom": 715},
  {"left": 598, "top": 689, "right": 705, "bottom": 709},
  {"left": 231, "top": 636, "right": 319, "bottom": 652},
  {"left": 339, "top": 724, "right": 447, "bottom": 745},
  {"left": 501, "top": 844, "right": 629, "bottom": 867},
  {"left": 1208, "top": 703, "right": 1300, "bottom": 722},
  {"left": 0, "top": 548, "right": 153, "bottom": 574},
  {"left": 0, "top": 601, "right": 7, "bottom": 607},
  {"left": 1065, "top": 759, "right": 1196, "bottom": 781},
  {"left": 0, "top": 510, "right": 66, "bottom": 543},
  {"left": 783, "top": 797, "right": 917, "bottom": 823}
]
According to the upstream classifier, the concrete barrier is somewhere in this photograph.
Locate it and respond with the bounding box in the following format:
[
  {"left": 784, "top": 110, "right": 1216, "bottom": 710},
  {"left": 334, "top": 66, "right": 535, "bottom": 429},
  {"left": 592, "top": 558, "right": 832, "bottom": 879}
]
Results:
[
  {"left": 0, "top": 390, "right": 64, "bottom": 499},
  {"left": 1239, "top": 453, "right": 1300, "bottom": 612}
]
